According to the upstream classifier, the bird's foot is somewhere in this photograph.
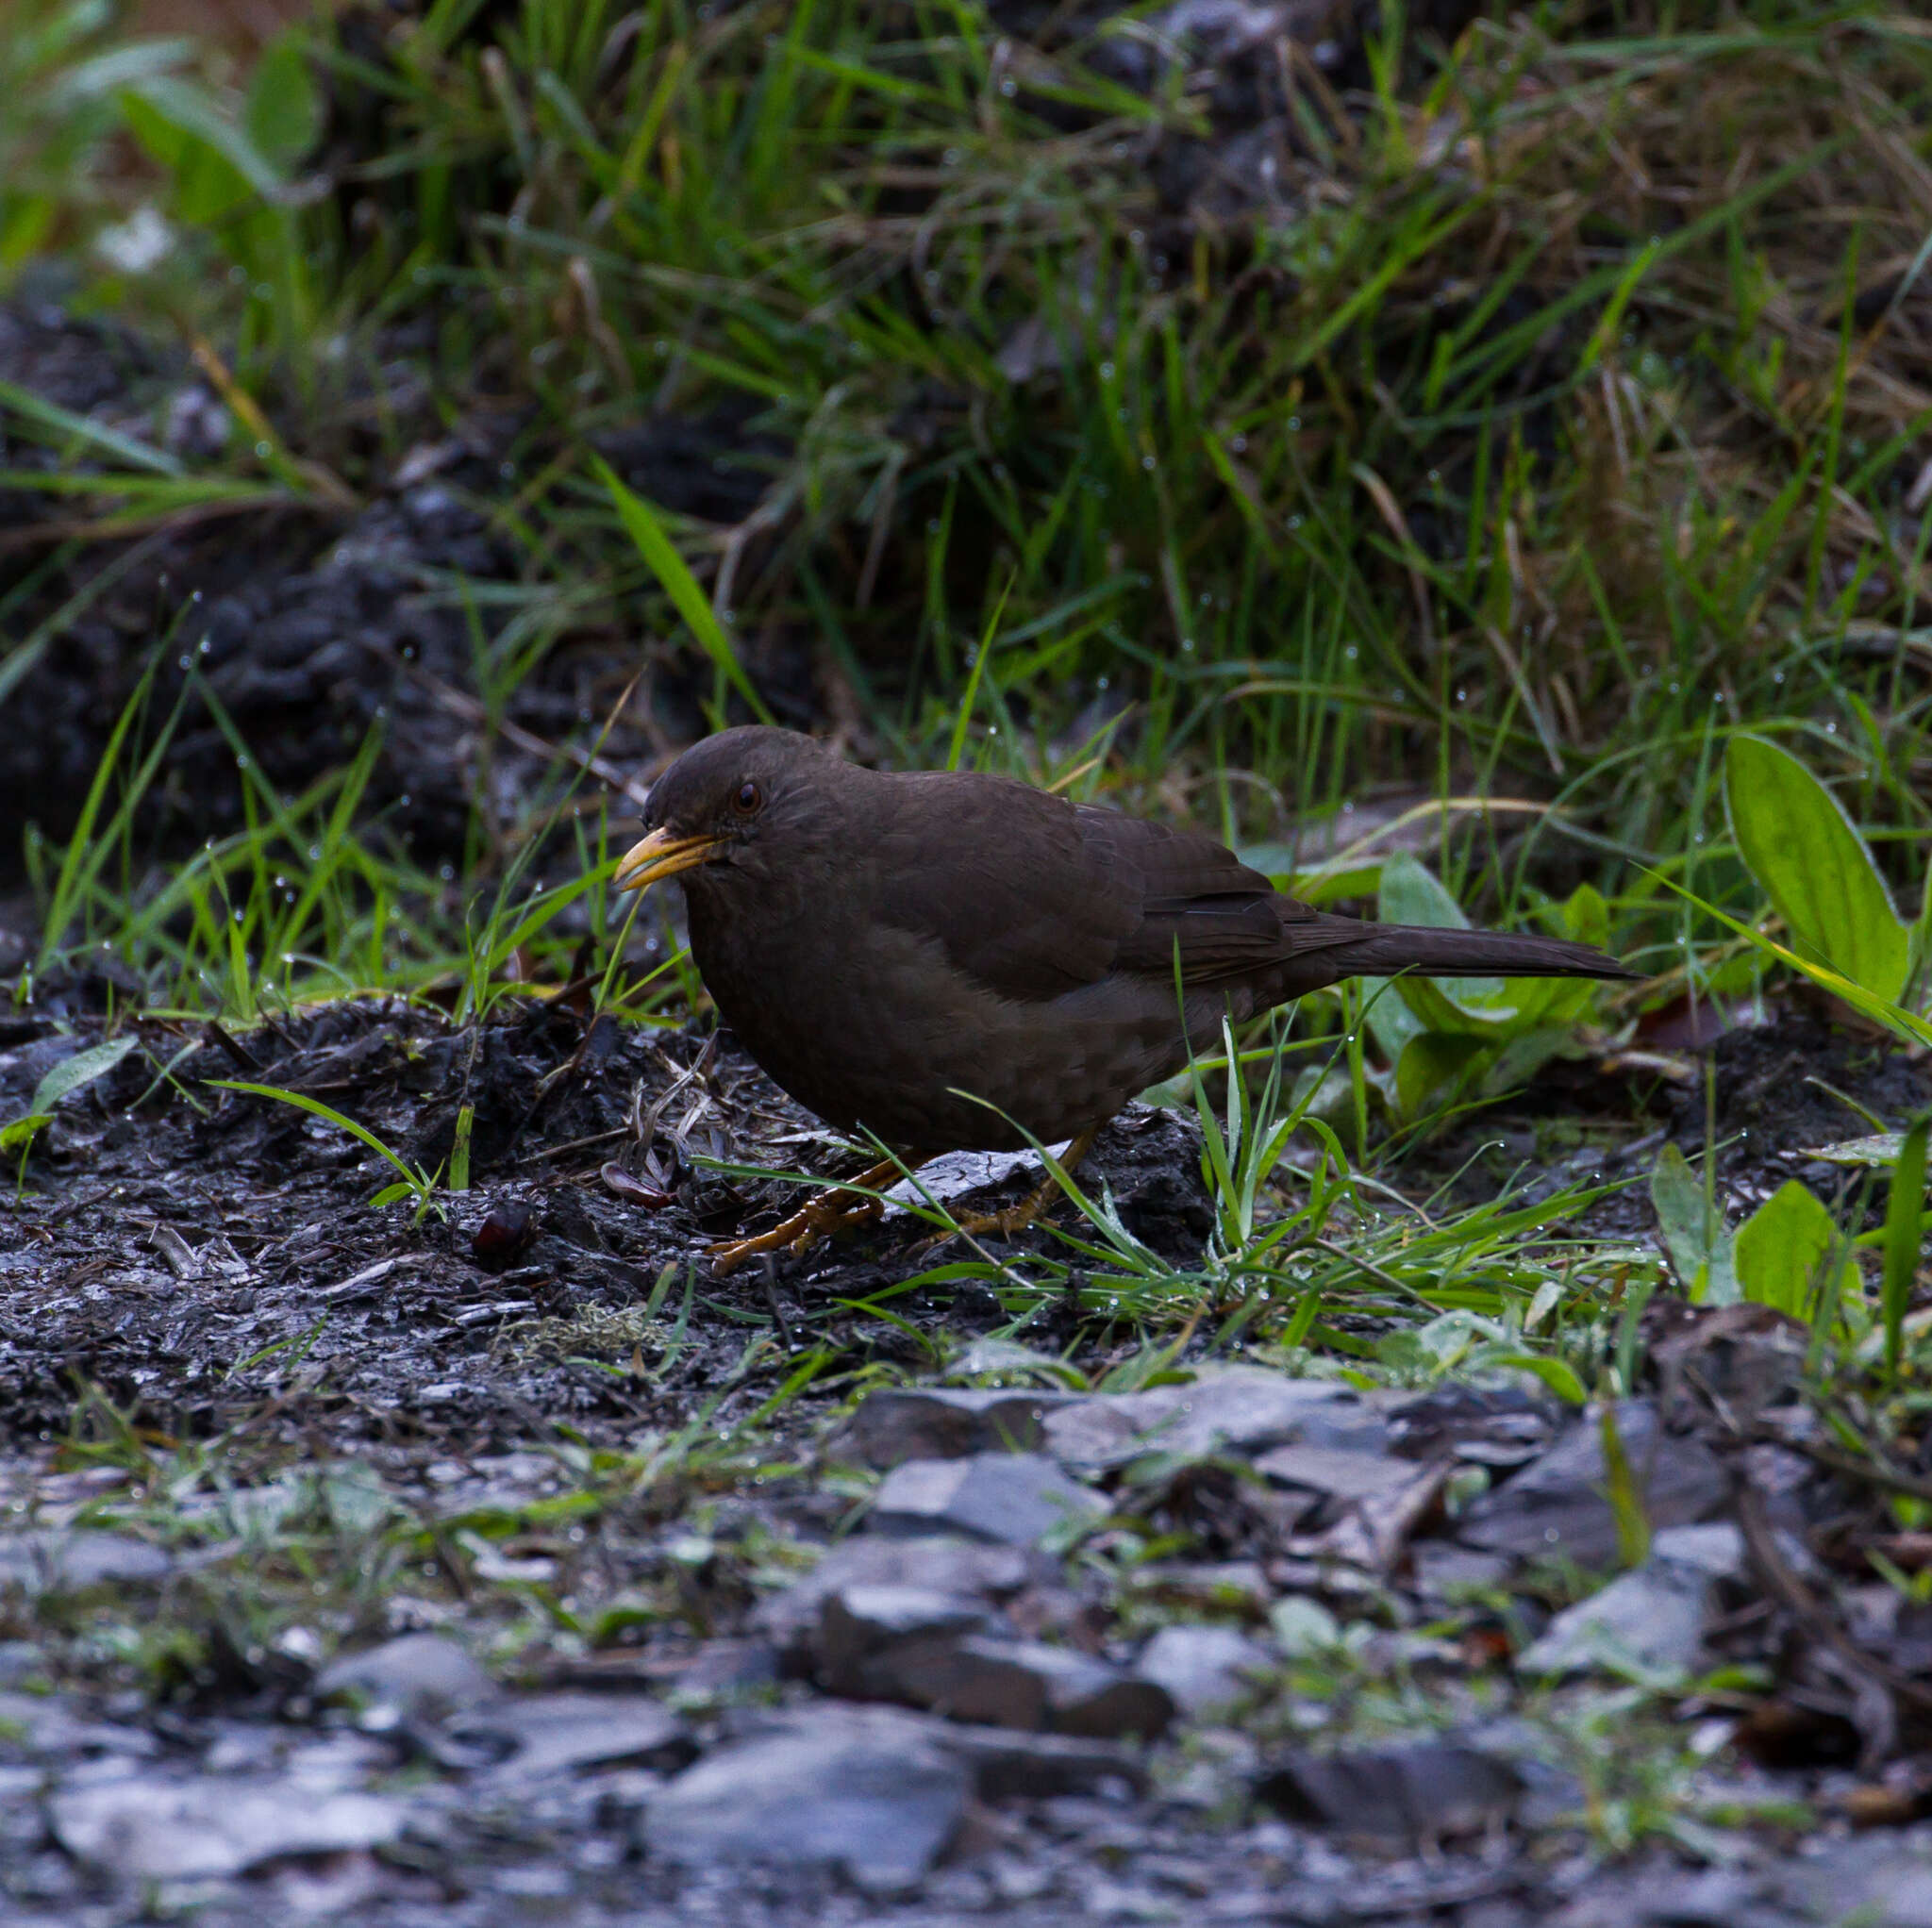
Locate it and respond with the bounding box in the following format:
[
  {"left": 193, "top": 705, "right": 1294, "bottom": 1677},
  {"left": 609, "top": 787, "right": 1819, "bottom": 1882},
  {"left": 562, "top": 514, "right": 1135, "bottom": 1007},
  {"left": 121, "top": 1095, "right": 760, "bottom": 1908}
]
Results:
[
  {"left": 925, "top": 1128, "right": 1099, "bottom": 1248},
  {"left": 707, "top": 1156, "right": 909, "bottom": 1276}
]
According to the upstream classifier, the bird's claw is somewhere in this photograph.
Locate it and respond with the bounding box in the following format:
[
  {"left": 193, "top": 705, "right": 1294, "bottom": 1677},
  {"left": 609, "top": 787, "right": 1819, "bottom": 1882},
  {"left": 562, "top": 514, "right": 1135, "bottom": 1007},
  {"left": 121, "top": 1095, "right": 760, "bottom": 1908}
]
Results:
[
  {"left": 707, "top": 1187, "right": 885, "bottom": 1277},
  {"left": 922, "top": 1183, "right": 1063, "bottom": 1250}
]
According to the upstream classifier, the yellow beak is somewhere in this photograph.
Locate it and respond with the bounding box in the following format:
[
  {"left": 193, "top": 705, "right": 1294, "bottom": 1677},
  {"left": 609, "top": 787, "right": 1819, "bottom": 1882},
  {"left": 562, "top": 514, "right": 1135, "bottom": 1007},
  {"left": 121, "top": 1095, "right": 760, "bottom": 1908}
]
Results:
[{"left": 614, "top": 826, "right": 727, "bottom": 892}]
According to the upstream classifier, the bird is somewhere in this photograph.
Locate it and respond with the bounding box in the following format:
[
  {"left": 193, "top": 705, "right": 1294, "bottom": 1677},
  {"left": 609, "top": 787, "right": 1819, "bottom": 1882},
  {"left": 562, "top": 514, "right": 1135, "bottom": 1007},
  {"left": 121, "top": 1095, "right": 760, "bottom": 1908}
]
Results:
[{"left": 614, "top": 726, "right": 1639, "bottom": 1271}]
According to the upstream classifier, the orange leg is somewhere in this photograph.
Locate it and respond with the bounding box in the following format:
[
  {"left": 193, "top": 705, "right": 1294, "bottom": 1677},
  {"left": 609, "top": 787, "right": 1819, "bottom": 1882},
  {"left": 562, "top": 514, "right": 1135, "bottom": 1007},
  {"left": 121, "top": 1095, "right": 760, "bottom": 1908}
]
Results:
[
  {"left": 708, "top": 1156, "right": 919, "bottom": 1276},
  {"left": 940, "top": 1127, "right": 1100, "bottom": 1242}
]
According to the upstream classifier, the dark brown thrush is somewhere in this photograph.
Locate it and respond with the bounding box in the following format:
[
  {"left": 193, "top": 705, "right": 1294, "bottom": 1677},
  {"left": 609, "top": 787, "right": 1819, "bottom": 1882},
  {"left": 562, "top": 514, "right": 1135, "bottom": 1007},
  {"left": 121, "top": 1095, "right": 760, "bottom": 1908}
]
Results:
[{"left": 614, "top": 728, "right": 1638, "bottom": 1186}]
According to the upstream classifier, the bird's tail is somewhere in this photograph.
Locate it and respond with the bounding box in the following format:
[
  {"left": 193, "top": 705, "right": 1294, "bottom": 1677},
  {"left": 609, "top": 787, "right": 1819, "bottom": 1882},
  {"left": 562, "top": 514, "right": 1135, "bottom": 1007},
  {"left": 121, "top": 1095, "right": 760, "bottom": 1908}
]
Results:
[{"left": 1333, "top": 922, "right": 1641, "bottom": 982}]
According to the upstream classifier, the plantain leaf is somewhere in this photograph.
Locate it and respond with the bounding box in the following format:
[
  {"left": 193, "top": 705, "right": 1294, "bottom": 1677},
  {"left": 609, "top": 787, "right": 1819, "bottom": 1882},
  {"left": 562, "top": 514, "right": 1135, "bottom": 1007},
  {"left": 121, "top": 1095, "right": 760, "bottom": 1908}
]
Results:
[
  {"left": 29, "top": 1036, "right": 137, "bottom": 1117},
  {"left": 1650, "top": 1141, "right": 1738, "bottom": 1305},
  {"left": 1734, "top": 1179, "right": 1844, "bottom": 1318},
  {"left": 1724, "top": 735, "right": 1909, "bottom": 1003}
]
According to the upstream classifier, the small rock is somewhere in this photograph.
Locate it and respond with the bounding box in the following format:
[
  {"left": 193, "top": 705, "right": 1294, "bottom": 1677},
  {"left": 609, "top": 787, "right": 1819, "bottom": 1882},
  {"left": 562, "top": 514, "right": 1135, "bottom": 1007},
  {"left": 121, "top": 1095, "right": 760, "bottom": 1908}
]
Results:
[
  {"left": 880, "top": 1634, "right": 1173, "bottom": 1739},
  {"left": 0, "top": 1531, "right": 172, "bottom": 1594},
  {"left": 50, "top": 1774, "right": 405, "bottom": 1882},
  {"left": 1775, "top": 1837, "right": 1932, "bottom": 1927},
  {"left": 1650, "top": 1521, "right": 1745, "bottom": 1577},
  {"left": 454, "top": 1692, "right": 694, "bottom": 1779},
  {"left": 1253, "top": 1443, "right": 1424, "bottom": 1503},
  {"left": 1516, "top": 1563, "right": 1712, "bottom": 1683},
  {"left": 1039, "top": 1365, "right": 1357, "bottom": 1471},
  {"left": 1455, "top": 1401, "right": 1725, "bottom": 1568},
  {"left": 835, "top": 1387, "right": 1076, "bottom": 1468},
  {"left": 640, "top": 1704, "right": 969, "bottom": 1892},
  {"left": 934, "top": 1724, "right": 1147, "bottom": 1800},
  {"left": 754, "top": 1536, "right": 1032, "bottom": 1657},
  {"left": 1256, "top": 1743, "right": 1523, "bottom": 1847},
  {"left": 0, "top": 1639, "right": 44, "bottom": 1685},
  {"left": 1136, "top": 1624, "right": 1273, "bottom": 1715},
  {"left": 1514, "top": 1523, "right": 1745, "bottom": 1683},
  {"left": 818, "top": 1585, "right": 993, "bottom": 1697},
  {"left": 313, "top": 1632, "right": 499, "bottom": 1722},
  {"left": 0, "top": 1690, "right": 158, "bottom": 1759},
  {"left": 870, "top": 1453, "right": 1104, "bottom": 1547},
  {"left": 1408, "top": 1544, "right": 1513, "bottom": 1599}
]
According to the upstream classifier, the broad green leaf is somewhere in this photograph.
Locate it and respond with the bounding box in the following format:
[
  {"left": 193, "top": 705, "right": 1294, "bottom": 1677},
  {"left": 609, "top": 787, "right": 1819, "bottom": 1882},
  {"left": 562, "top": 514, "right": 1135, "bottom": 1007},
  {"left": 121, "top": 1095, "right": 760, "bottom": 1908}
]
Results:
[
  {"left": 1378, "top": 848, "right": 1472, "bottom": 932},
  {"left": 1360, "top": 965, "right": 1424, "bottom": 1062},
  {"left": 29, "top": 1036, "right": 137, "bottom": 1117},
  {"left": 1649, "top": 1141, "right": 1738, "bottom": 1305},
  {"left": 591, "top": 455, "right": 773, "bottom": 723},
  {"left": 0, "top": 1114, "right": 50, "bottom": 1154},
  {"left": 1484, "top": 1025, "right": 1579, "bottom": 1095},
  {"left": 1234, "top": 844, "right": 1384, "bottom": 906},
  {"left": 121, "top": 76, "right": 285, "bottom": 222},
  {"left": 1291, "top": 861, "right": 1384, "bottom": 906},
  {"left": 1394, "top": 1031, "right": 1482, "bottom": 1118},
  {"left": 1724, "top": 735, "right": 1909, "bottom": 1003},
  {"left": 1563, "top": 882, "right": 1609, "bottom": 950},
  {"left": 244, "top": 33, "right": 322, "bottom": 174},
  {"left": 1882, "top": 1117, "right": 1928, "bottom": 1384},
  {"left": 1379, "top": 853, "right": 1522, "bottom": 1028},
  {"left": 1734, "top": 1179, "right": 1843, "bottom": 1317}
]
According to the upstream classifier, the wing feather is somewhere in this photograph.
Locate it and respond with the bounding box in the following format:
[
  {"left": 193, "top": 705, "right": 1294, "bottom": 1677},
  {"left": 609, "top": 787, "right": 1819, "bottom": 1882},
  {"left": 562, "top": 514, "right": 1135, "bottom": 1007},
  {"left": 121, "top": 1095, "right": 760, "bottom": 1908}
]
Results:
[{"left": 868, "top": 775, "right": 1354, "bottom": 1000}]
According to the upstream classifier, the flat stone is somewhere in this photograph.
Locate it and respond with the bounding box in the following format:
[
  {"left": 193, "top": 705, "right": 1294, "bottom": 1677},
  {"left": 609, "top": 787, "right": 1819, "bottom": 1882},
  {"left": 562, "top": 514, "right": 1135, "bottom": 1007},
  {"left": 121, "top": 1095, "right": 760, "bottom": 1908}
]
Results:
[
  {"left": 836, "top": 1388, "right": 1075, "bottom": 1468},
  {"left": 0, "top": 1690, "right": 157, "bottom": 1759},
  {"left": 1650, "top": 1521, "right": 1745, "bottom": 1577},
  {"left": 1515, "top": 1524, "right": 1745, "bottom": 1682},
  {"left": 1039, "top": 1365, "right": 1357, "bottom": 1471},
  {"left": 754, "top": 1536, "right": 1033, "bottom": 1655},
  {"left": 639, "top": 1704, "right": 969, "bottom": 1892},
  {"left": 1455, "top": 1401, "right": 1726, "bottom": 1569},
  {"left": 50, "top": 1773, "right": 406, "bottom": 1881},
  {"left": 881, "top": 1634, "right": 1173, "bottom": 1739},
  {"left": 870, "top": 1453, "right": 1104, "bottom": 1547},
  {"left": 313, "top": 1631, "right": 500, "bottom": 1721},
  {"left": 453, "top": 1691, "right": 693, "bottom": 1779},
  {"left": 1256, "top": 1743, "right": 1523, "bottom": 1847},
  {"left": 1549, "top": 1863, "right": 1787, "bottom": 1927},
  {"left": 1136, "top": 1624, "right": 1274, "bottom": 1715},
  {"left": 1252, "top": 1443, "right": 1422, "bottom": 1503},
  {"left": 1516, "top": 1563, "right": 1711, "bottom": 1683},
  {"left": 1775, "top": 1838, "right": 1932, "bottom": 1927},
  {"left": 931, "top": 1724, "right": 1147, "bottom": 1799},
  {"left": 1409, "top": 1544, "right": 1514, "bottom": 1598},
  {"left": 0, "top": 1531, "right": 172, "bottom": 1594},
  {"left": 817, "top": 1584, "right": 994, "bottom": 1696}
]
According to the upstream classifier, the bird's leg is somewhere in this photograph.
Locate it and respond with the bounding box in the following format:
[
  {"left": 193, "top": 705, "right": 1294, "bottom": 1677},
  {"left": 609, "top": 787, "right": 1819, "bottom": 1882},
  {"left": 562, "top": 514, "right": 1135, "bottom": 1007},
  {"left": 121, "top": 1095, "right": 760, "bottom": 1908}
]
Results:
[
  {"left": 943, "top": 1127, "right": 1100, "bottom": 1241},
  {"left": 708, "top": 1156, "right": 918, "bottom": 1276}
]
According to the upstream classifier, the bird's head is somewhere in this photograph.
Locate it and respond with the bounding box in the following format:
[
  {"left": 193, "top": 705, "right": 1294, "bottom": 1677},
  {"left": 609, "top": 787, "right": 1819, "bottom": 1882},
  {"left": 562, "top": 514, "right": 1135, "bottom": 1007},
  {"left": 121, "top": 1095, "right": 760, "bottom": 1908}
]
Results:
[{"left": 615, "top": 726, "right": 836, "bottom": 897}]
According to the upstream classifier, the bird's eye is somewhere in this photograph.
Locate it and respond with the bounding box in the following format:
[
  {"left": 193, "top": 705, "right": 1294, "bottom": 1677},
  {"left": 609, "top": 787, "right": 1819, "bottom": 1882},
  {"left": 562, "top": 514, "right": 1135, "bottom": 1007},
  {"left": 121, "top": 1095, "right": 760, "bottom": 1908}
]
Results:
[{"left": 732, "top": 780, "right": 762, "bottom": 816}]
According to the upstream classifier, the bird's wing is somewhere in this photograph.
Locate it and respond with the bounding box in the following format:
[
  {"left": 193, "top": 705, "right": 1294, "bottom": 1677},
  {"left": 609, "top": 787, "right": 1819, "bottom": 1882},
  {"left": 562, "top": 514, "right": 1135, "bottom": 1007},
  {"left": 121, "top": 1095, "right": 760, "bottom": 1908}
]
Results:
[
  {"left": 1085, "top": 809, "right": 1322, "bottom": 983},
  {"left": 871, "top": 773, "right": 1141, "bottom": 1001},
  {"left": 874, "top": 776, "right": 1341, "bottom": 1000}
]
